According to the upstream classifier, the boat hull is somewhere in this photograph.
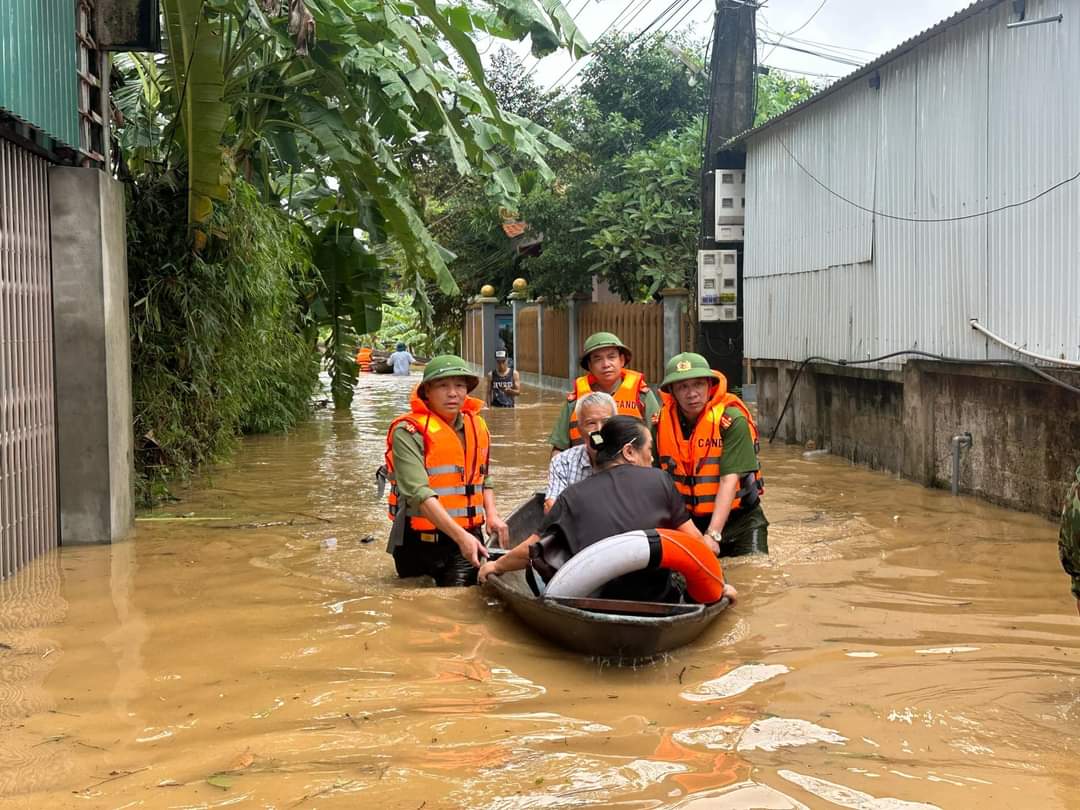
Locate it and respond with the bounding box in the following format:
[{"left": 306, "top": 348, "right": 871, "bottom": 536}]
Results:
[{"left": 485, "top": 493, "right": 729, "bottom": 659}]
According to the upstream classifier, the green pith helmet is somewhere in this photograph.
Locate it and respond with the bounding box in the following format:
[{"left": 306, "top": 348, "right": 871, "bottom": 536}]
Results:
[
  {"left": 659, "top": 352, "right": 717, "bottom": 392},
  {"left": 420, "top": 354, "right": 479, "bottom": 395},
  {"left": 579, "top": 332, "right": 631, "bottom": 370}
]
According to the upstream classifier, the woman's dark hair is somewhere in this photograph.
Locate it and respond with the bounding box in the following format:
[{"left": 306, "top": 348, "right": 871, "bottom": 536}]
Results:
[{"left": 589, "top": 415, "right": 648, "bottom": 467}]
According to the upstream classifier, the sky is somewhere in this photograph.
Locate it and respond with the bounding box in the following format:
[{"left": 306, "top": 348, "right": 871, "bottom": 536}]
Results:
[{"left": 490, "top": 0, "right": 976, "bottom": 92}]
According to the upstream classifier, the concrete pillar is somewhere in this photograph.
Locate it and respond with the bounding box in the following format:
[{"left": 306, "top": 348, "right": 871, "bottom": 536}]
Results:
[
  {"left": 660, "top": 288, "right": 689, "bottom": 361},
  {"left": 476, "top": 296, "right": 499, "bottom": 377},
  {"left": 509, "top": 293, "right": 525, "bottom": 371},
  {"left": 901, "top": 361, "right": 934, "bottom": 486},
  {"left": 567, "top": 292, "right": 588, "bottom": 379},
  {"left": 535, "top": 298, "right": 545, "bottom": 378},
  {"left": 49, "top": 167, "right": 133, "bottom": 545}
]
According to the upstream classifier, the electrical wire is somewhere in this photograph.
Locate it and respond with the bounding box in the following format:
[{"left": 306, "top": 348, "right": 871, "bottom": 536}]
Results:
[
  {"left": 666, "top": 0, "right": 711, "bottom": 35},
  {"left": 759, "top": 0, "right": 827, "bottom": 64},
  {"left": 627, "top": 0, "right": 694, "bottom": 48},
  {"left": 547, "top": 0, "right": 659, "bottom": 90},
  {"left": 768, "top": 350, "right": 1080, "bottom": 444},
  {"left": 776, "top": 135, "right": 1080, "bottom": 223},
  {"left": 757, "top": 38, "right": 865, "bottom": 67}
]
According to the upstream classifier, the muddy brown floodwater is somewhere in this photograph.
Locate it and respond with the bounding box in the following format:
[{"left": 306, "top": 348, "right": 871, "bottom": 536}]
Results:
[{"left": 2, "top": 373, "right": 1079, "bottom": 809}]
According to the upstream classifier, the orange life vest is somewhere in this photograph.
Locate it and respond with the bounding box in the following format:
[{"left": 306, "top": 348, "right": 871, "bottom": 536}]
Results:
[
  {"left": 655, "top": 374, "right": 763, "bottom": 516},
  {"left": 384, "top": 392, "right": 489, "bottom": 531},
  {"left": 566, "top": 369, "right": 649, "bottom": 445}
]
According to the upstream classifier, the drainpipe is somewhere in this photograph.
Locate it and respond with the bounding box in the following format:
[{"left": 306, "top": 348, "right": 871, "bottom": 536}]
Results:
[{"left": 950, "top": 432, "right": 973, "bottom": 495}]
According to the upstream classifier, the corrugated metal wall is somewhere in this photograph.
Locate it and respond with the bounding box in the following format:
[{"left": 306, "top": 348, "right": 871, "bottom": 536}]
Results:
[
  {"left": 0, "top": 139, "right": 58, "bottom": 580},
  {"left": 745, "top": 0, "right": 1080, "bottom": 365},
  {"left": 0, "top": 0, "right": 80, "bottom": 149}
]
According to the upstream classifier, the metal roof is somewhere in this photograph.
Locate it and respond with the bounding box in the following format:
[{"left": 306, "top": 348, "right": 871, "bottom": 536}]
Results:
[{"left": 727, "top": 0, "right": 1007, "bottom": 146}]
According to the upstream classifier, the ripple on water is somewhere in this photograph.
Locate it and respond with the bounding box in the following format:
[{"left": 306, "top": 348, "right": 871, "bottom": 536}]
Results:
[
  {"left": 680, "top": 663, "right": 791, "bottom": 702},
  {"left": 668, "top": 780, "right": 810, "bottom": 809},
  {"left": 778, "top": 769, "right": 942, "bottom": 810},
  {"left": 736, "top": 718, "right": 848, "bottom": 752}
]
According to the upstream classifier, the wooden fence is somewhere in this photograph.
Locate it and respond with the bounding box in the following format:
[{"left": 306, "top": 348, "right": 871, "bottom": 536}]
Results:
[
  {"left": 516, "top": 306, "right": 539, "bottom": 373},
  {"left": 542, "top": 307, "right": 569, "bottom": 379},
  {"left": 462, "top": 306, "right": 483, "bottom": 366},
  {"left": 578, "top": 302, "right": 666, "bottom": 387}
]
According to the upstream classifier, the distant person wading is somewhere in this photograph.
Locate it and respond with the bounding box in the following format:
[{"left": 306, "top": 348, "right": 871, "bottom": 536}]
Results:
[
  {"left": 486, "top": 350, "right": 520, "bottom": 408},
  {"left": 388, "top": 343, "right": 415, "bottom": 375}
]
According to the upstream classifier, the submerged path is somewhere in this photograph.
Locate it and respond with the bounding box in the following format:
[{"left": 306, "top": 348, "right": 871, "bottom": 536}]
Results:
[{"left": 1, "top": 373, "right": 1078, "bottom": 808}]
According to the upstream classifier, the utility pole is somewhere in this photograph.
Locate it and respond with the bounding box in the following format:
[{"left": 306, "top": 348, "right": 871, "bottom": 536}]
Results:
[{"left": 697, "top": 0, "right": 757, "bottom": 386}]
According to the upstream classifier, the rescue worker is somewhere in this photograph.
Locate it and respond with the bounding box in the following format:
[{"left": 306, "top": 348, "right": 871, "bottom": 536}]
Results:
[
  {"left": 654, "top": 352, "right": 768, "bottom": 557},
  {"left": 382, "top": 355, "right": 510, "bottom": 586},
  {"left": 485, "top": 349, "right": 520, "bottom": 408},
  {"left": 548, "top": 332, "right": 661, "bottom": 455},
  {"left": 1058, "top": 464, "right": 1080, "bottom": 616}
]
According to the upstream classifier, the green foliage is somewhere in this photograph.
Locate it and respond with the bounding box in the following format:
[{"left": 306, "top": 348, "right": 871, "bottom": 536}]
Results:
[
  {"left": 754, "top": 71, "right": 820, "bottom": 126},
  {"left": 580, "top": 125, "right": 702, "bottom": 300},
  {"left": 117, "top": 0, "right": 586, "bottom": 406},
  {"left": 161, "top": 0, "right": 230, "bottom": 232},
  {"left": 127, "top": 176, "right": 318, "bottom": 504},
  {"left": 367, "top": 293, "right": 457, "bottom": 358},
  {"left": 310, "top": 223, "right": 382, "bottom": 409},
  {"left": 575, "top": 32, "right": 707, "bottom": 147}
]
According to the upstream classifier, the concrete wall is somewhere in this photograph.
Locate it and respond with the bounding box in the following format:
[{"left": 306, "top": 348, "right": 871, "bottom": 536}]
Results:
[
  {"left": 753, "top": 358, "right": 1080, "bottom": 518},
  {"left": 49, "top": 167, "right": 133, "bottom": 545}
]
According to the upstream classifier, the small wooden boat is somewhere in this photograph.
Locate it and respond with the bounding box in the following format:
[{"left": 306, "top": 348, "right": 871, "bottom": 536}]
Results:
[{"left": 484, "top": 494, "right": 730, "bottom": 659}]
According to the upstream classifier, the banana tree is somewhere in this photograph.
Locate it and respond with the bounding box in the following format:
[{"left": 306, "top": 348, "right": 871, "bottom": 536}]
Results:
[
  {"left": 161, "top": 0, "right": 230, "bottom": 243},
  {"left": 117, "top": 0, "right": 588, "bottom": 404}
]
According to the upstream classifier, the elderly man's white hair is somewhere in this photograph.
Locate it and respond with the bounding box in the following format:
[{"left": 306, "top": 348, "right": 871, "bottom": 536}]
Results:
[{"left": 574, "top": 391, "right": 617, "bottom": 420}]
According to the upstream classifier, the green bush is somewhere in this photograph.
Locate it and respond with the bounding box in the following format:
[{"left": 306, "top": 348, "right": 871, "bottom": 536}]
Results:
[{"left": 127, "top": 174, "right": 319, "bottom": 504}]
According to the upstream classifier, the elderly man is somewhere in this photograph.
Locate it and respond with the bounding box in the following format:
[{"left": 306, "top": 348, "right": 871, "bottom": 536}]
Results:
[
  {"left": 544, "top": 392, "right": 617, "bottom": 510},
  {"left": 382, "top": 355, "right": 509, "bottom": 586}
]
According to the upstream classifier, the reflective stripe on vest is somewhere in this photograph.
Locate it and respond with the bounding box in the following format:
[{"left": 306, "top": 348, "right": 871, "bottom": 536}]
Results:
[
  {"left": 567, "top": 370, "right": 647, "bottom": 446},
  {"left": 655, "top": 393, "right": 763, "bottom": 516},
  {"left": 384, "top": 391, "right": 490, "bottom": 531}
]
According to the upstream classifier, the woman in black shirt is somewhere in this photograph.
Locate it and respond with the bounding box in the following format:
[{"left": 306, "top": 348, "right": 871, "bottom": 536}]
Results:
[{"left": 479, "top": 417, "right": 737, "bottom": 603}]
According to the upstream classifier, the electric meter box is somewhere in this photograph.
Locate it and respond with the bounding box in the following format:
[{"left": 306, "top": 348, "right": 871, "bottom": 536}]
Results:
[
  {"left": 714, "top": 169, "right": 745, "bottom": 242},
  {"left": 697, "top": 249, "right": 739, "bottom": 322}
]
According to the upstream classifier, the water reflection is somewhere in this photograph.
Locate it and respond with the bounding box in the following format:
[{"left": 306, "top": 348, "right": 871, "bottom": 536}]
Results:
[{"left": 0, "top": 372, "right": 1077, "bottom": 808}]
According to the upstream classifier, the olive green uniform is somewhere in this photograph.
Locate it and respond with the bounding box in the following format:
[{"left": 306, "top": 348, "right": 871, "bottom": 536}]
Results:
[
  {"left": 1058, "top": 465, "right": 1080, "bottom": 600},
  {"left": 672, "top": 406, "right": 768, "bottom": 556},
  {"left": 547, "top": 378, "right": 662, "bottom": 450},
  {"left": 387, "top": 412, "right": 492, "bottom": 587}
]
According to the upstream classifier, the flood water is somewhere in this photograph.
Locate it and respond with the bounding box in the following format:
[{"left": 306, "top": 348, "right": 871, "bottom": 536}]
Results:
[{"left": 2, "top": 373, "right": 1078, "bottom": 809}]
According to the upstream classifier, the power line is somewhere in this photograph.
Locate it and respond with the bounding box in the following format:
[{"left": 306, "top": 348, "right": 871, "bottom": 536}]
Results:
[
  {"left": 761, "top": 64, "right": 841, "bottom": 80},
  {"left": 760, "top": 0, "right": 827, "bottom": 63},
  {"left": 775, "top": 135, "right": 1080, "bottom": 223},
  {"left": 757, "top": 38, "right": 864, "bottom": 67},
  {"left": 543, "top": 0, "right": 654, "bottom": 91},
  {"left": 627, "top": 0, "right": 693, "bottom": 48}
]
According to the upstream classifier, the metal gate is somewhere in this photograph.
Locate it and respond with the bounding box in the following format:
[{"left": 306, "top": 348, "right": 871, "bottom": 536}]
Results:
[{"left": 0, "top": 138, "right": 58, "bottom": 579}]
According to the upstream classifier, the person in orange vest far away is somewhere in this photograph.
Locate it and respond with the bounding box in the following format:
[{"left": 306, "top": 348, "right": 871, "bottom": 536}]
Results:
[
  {"left": 547, "top": 331, "right": 661, "bottom": 457},
  {"left": 380, "top": 355, "right": 510, "bottom": 586},
  {"left": 654, "top": 352, "right": 768, "bottom": 557}
]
